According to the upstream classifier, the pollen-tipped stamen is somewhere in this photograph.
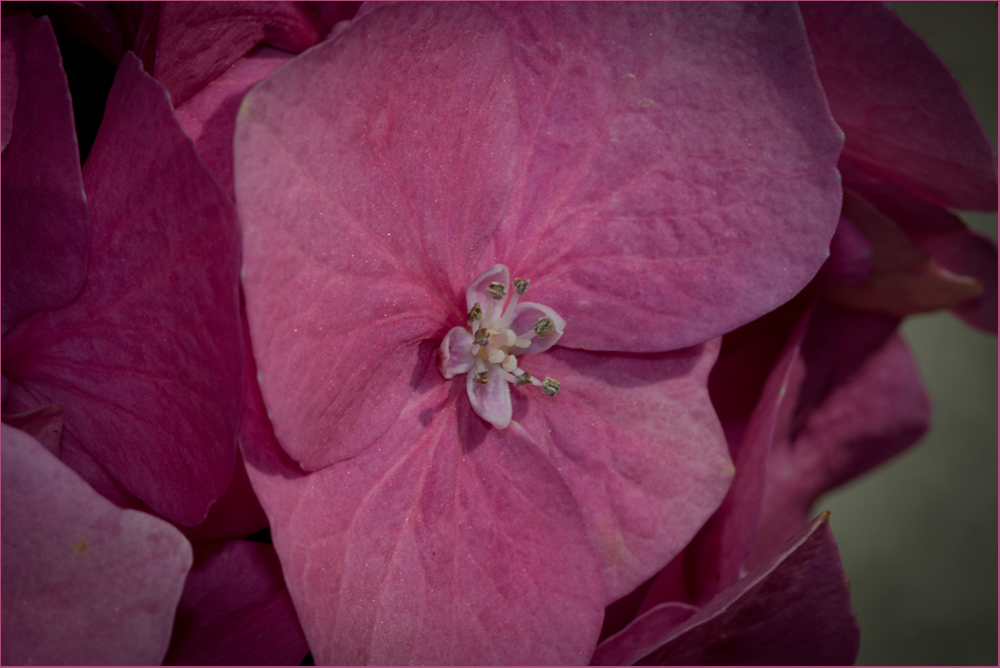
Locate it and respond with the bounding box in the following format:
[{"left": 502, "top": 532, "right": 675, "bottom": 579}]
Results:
[
  {"left": 541, "top": 377, "right": 560, "bottom": 397},
  {"left": 474, "top": 369, "right": 490, "bottom": 384},
  {"left": 513, "top": 278, "right": 530, "bottom": 295},
  {"left": 534, "top": 316, "right": 555, "bottom": 339},
  {"left": 486, "top": 282, "right": 506, "bottom": 300},
  {"left": 468, "top": 302, "right": 482, "bottom": 322}
]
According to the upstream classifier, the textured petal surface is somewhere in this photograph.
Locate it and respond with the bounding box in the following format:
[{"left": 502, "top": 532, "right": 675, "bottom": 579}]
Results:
[
  {"left": 155, "top": 1, "right": 325, "bottom": 106},
  {"left": 164, "top": 540, "right": 308, "bottom": 666},
  {"left": 1, "top": 402, "right": 64, "bottom": 456},
  {"left": 1, "top": 53, "right": 243, "bottom": 525},
  {"left": 747, "top": 303, "right": 930, "bottom": 568},
  {"left": 1, "top": 13, "right": 90, "bottom": 337},
  {"left": 801, "top": 2, "right": 997, "bottom": 211},
  {"left": 512, "top": 341, "right": 732, "bottom": 602},
  {"left": 1, "top": 424, "right": 192, "bottom": 666},
  {"left": 243, "top": 345, "right": 605, "bottom": 665},
  {"left": 840, "top": 161, "right": 998, "bottom": 333},
  {"left": 594, "top": 513, "right": 859, "bottom": 666},
  {"left": 176, "top": 45, "right": 293, "bottom": 201}
]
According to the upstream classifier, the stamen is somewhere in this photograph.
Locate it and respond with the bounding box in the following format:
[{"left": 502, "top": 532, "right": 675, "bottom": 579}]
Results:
[
  {"left": 473, "top": 328, "right": 490, "bottom": 346},
  {"left": 534, "top": 316, "right": 555, "bottom": 339},
  {"left": 502, "top": 354, "right": 517, "bottom": 372},
  {"left": 513, "top": 278, "right": 530, "bottom": 295},
  {"left": 488, "top": 348, "right": 506, "bottom": 364},
  {"left": 541, "top": 377, "right": 561, "bottom": 397},
  {"left": 474, "top": 370, "right": 490, "bottom": 384},
  {"left": 468, "top": 302, "right": 482, "bottom": 322},
  {"left": 486, "top": 282, "right": 507, "bottom": 300},
  {"left": 515, "top": 371, "right": 532, "bottom": 387}
]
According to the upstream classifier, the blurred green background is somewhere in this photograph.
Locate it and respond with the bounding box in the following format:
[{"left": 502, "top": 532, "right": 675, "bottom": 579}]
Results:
[{"left": 816, "top": 2, "right": 998, "bottom": 665}]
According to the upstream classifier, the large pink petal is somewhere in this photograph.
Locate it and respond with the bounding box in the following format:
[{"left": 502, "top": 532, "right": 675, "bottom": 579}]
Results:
[
  {"left": 1, "top": 53, "right": 243, "bottom": 526},
  {"left": 747, "top": 304, "right": 930, "bottom": 568},
  {"left": 840, "top": 160, "right": 998, "bottom": 333},
  {"left": 801, "top": 2, "right": 997, "bottom": 211},
  {"left": 592, "top": 513, "right": 859, "bottom": 665},
  {"left": 176, "top": 45, "right": 293, "bottom": 201},
  {"left": 1, "top": 12, "right": 90, "bottom": 337},
  {"left": 243, "top": 345, "right": 606, "bottom": 665},
  {"left": 1, "top": 423, "right": 192, "bottom": 665},
  {"left": 164, "top": 540, "right": 308, "bottom": 666},
  {"left": 512, "top": 341, "right": 732, "bottom": 602},
  {"left": 155, "top": 1, "right": 326, "bottom": 106},
  {"left": 488, "top": 2, "right": 843, "bottom": 351}
]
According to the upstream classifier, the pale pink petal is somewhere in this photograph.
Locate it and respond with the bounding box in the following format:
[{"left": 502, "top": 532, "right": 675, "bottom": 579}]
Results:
[
  {"left": 164, "top": 540, "right": 308, "bottom": 666},
  {"left": 1, "top": 424, "right": 192, "bottom": 665},
  {"left": 513, "top": 340, "right": 733, "bottom": 601},
  {"left": 1, "top": 53, "right": 243, "bottom": 526},
  {"left": 176, "top": 45, "right": 293, "bottom": 201},
  {"left": 466, "top": 263, "right": 510, "bottom": 315},
  {"left": 593, "top": 513, "right": 859, "bottom": 665},
  {"left": 466, "top": 364, "right": 512, "bottom": 429},
  {"left": 1, "top": 13, "right": 90, "bottom": 337},
  {"left": 242, "top": 351, "right": 605, "bottom": 665},
  {"left": 801, "top": 2, "right": 997, "bottom": 211},
  {"left": 155, "top": 1, "right": 326, "bottom": 106},
  {"left": 508, "top": 302, "right": 566, "bottom": 355},
  {"left": 438, "top": 326, "right": 475, "bottom": 379}
]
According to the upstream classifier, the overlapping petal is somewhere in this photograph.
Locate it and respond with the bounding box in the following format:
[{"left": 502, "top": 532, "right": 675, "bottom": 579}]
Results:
[
  {"left": 593, "top": 513, "right": 859, "bottom": 666},
  {"left": 801, "top": 2, "right": 997, "bottom": 211},
  {"left": 164, "top": 540, "right": 308, "bottom": 666},
  {"left": 1, "top": 424, "right": 192, "bottom": 665},
  {"left": 1, "top": 52, "right": 243, "bottom": 526},
  {"left": 1, "top": 13, "right": 90, "bottom": 337}
]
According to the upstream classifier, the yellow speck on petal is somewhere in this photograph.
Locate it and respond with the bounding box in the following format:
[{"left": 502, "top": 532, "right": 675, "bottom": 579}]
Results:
[{"left": 71, "top": 538, "right": 88, "bottom": 555}]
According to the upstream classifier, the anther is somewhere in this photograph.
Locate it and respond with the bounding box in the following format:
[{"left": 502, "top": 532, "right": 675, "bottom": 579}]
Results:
[
  {"left": 534, "top": 316, "right": 554, "bottom": 339},
  {"left": 468, "top": 302, "right": 482, "bottom": 322},
  {"left": 515, "top": 371, "right": 532, "bottom": 387},
  {"left": 486, "top": 282, "right": 506, "bottom": 300},
  {"left": 513, "top": 278, "right": 530, "bottom": 295},
  {"left": 541, "top": 377, "right": 560, "bottom": 397},
  {"left": 474, "top": 370, "right": 490, "bottom": 384},
  {"left": 473, "top": 328, "right": 490, "bottom": 346}
]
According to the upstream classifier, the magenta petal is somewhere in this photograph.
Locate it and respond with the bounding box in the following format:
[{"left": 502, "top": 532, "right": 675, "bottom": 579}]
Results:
[
  {"left": 1, "top": 424, "right": 192, "bottom": 665},
  {"left": 817, "top": 215, "right": 874, "bottom": 287},
  {"left": 596, "top": 512, "right": 859, "bottom": 666},
  {"left": 243, "top": 352, "right": 605, "bottom": 665},
  {"left": 488, "top": 2, "right": 843, "bottom": 351},
  {"left": 801, "top": 2, "right": 997, "bottom": 211},
  {"left": 1, "top": 12, "right": 90, "bottom": 337},
  {"left": 591, "top": 602, "right": 698, "bottom": 666},
  {"left": 1, "top": 402, "right": 64, "bottom": 456},
  {"left": 155, "top": 1, "right": 325, "bottom": 106},
  {"left": 748, "top": 305, "right": 930, "bottom": 567},
  {"left": 515, "top": 341, "right": 733, "bottom": 602},
  {"left": 176, "top": 45, "right": 293, "bottom": 201},
  {"left": 2, "top": 53, "right": 243, "bottom": 525},
  {"left": 164, "top": 540, "right": 308, "bottom": 666},
  {"left": 1, "top": 11, "right": 22, "bottom": 149}
]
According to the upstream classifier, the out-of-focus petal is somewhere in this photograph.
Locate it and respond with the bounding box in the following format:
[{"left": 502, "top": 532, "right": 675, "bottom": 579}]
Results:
[
  {"left": 1, "top": 423, "right": 192, "bottom": 666},
  {"left": 155, "top": 1, "right": 326, "bottom": 106},
  {"left": 29, "top": 1, "right": 126, "bottom": 63},
  {"left": 164, "top": 540, "right": 308, "bottom": 666},
  {"left": 824, "top": 189, "right": 983, "bottom": 317},
  {"left": 1, "top": 53, "right": 243, "bottom": 526},
  {"left": 176, "top": 45, "right": 293, "bottom": 200},
  {"left": 179, "top": 449, "right": 268, "bottom": 545},
  {"left": 841, "top": 161, "right": 998, "bottom": 333},
  {"left": 1, "top": 11, "right": 23, "bottom": 149},
  {"left": 816, "top": 215, "right": 874, "bottom": 287},
  {"left": 514, "top": 341, "right": 732, "bottom": 602},
  {"left": 593, "top": 512, "right": 859, "bottom": 666},
  {"left": 747, "top": 304, "right": 929, "bottom": 567},
  {"left": 1, "top": 12, "right": 90, "bottom": 337},
  {"left": 242, "top": 346, "right": 605, "bottom": 665},
  {"left": 305, "top": 1, "right": 361, "bottom": 35},
  {"left": 801, "top": 2, "right": 997, "bottom": 211}
]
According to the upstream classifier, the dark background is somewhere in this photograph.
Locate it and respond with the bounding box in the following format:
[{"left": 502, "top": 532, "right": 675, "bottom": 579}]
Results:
[{"left": 818, "top": 2, "right": 997, "bottom": 665}]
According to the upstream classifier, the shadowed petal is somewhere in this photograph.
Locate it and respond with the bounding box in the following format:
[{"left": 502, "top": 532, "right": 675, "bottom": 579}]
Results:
[
  {"left": 1, "top": 13, "right": 90, "bottom": 337},
  {"left": 593, "top": 513, "right": 858, "bottom": 665},
  {"left": 164, "top": 540, "right": 308, "bottom": 666},
  {"left": 801, "top": 2, "right": 997, "bottom": 211},
  {"left": 438, "top": 327, "right": 475, "bottom": 379},
  {"left": 512, "top": 340, "right": 733, "bottom": 602},
  {"left": 1, "top": 402, "right": 64, "bottom": 456},
  {"left": 1, "top": 53, "right": 243, "bottom": 526},
  {"left": 1, "top": 424, "right": 192, "bottom": 666},
  {"left": 242, "top": 346, "right": 605, "bottom": 665},
  {"left": 155, "top": 1, "right": 326, "bottom": 106}
]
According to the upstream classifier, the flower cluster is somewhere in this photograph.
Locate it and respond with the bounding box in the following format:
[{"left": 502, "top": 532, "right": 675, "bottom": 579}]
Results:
[{"left": 1, "top": 2, "right": 994, "bottom": 665}]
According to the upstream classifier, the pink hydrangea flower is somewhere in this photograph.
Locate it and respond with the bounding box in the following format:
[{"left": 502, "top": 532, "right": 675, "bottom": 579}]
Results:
[{"left": 234, "top": 3, "right": 844, "bottom": 663}]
